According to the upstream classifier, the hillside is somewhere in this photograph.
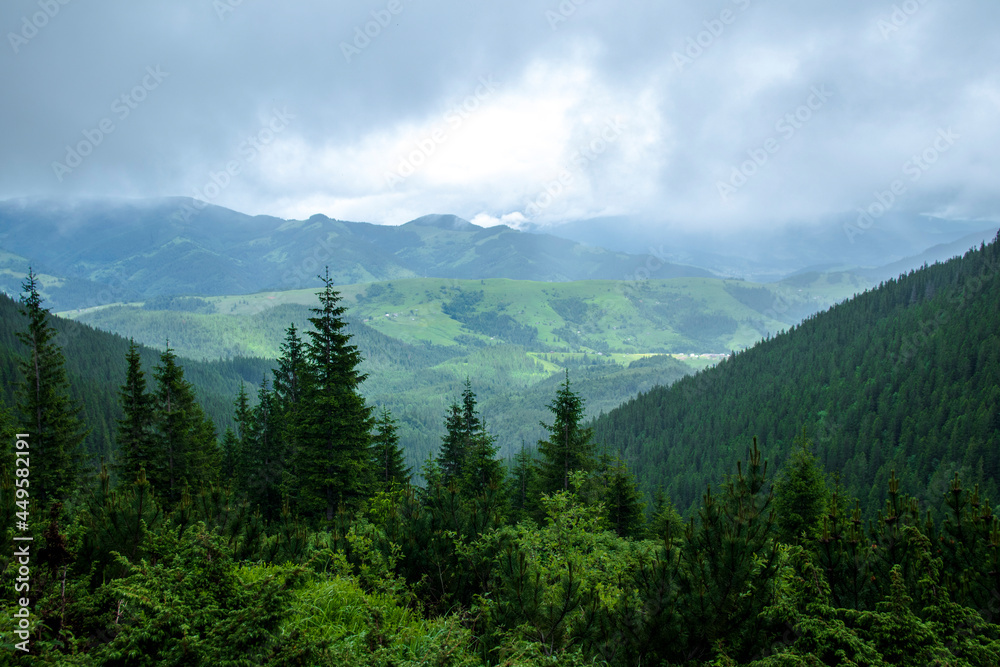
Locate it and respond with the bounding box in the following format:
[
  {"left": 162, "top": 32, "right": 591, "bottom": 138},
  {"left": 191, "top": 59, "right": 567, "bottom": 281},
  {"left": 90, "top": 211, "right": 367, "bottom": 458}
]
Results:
[
  {"left": 0, "top": 196, "right": 710, "bottom": 309},
  {"left": 0, "top": 292, "right": 272, "bottom": 463},
  {"left": 60, "top": 275, "right": 862, "bottom": 358},
  {"left": 593, "top": 232, "right": 1000, "bottom": 517}
]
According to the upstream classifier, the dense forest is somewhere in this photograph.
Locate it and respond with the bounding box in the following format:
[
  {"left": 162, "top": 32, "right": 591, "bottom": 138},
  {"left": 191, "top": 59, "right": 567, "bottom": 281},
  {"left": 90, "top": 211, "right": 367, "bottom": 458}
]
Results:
[
  {"left": 598, "top": 232, "right": 1000, "bottom": 520},
  {"left": 2, "top": 236, "right": 1000, "bottom": 664}
]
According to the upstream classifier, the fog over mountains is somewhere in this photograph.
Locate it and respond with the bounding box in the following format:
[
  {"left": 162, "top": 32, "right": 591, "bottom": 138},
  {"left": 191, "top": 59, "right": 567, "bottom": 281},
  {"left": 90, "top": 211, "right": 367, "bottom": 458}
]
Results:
[
  {"left": 0, "top": 196, "right": 711, "bottom": 309},
  {"left": 1, "top": 196, "right": 995, "bottom": 311}
]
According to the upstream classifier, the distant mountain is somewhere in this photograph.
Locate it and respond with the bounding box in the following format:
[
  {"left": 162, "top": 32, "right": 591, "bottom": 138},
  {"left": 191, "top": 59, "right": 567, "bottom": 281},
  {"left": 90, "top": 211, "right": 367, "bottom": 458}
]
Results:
[
  {"left": 0, "top": 196, "right": 710, "bottom": 309},
  {"left": 533, "top": 213, "right": 998, "bottom": 282},
  {"left": 592, "top": 230, "right": 1000, "bottom": 517}
]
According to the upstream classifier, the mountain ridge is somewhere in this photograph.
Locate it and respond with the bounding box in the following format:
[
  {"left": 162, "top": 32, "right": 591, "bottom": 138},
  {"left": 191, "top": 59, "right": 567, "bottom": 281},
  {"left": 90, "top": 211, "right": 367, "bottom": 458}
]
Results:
[{"left": 0, "top": 196, "right": 711, "bottom": 309}]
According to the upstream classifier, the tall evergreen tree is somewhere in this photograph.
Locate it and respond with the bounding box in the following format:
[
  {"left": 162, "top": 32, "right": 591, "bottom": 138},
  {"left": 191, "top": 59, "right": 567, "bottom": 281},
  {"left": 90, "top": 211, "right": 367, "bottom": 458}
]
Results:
[
  {"left": 509, "top": 443, "right": 537, "bottom": 522},
  {"left": 294, "top": 269, "right": 375, "bottom": 521},
  {"left": 372, "top": 407, "right": 411, "bottom": 490},
  {"left": 250, "top": 377, "right": 284, "bottom": 521},
  {"left": 150, "top": 346, "right": 220, "bottom": 503},
  {"left": 773, "top": 430, "right": 829, "bottom": 544},
  {"left": 437, "top": 400, "right": 467, "bottom": 485},
  {"left": 435, "top": 381, "right": 503, "bottom": 495},
  {"left": 16, "top": 269, "right": 88, "bottom": 507},
  {"left": 113, "top": 339, "right": 155, "bottom": 486},
  {"left": 272, "top": 324, "right": 305, "bottom": 506},
  {"left": 598, "top": 455, "right": 646, "bottom": 538},
  {"left": 535, "top": 372, "right": 595, "bottom": 495}
]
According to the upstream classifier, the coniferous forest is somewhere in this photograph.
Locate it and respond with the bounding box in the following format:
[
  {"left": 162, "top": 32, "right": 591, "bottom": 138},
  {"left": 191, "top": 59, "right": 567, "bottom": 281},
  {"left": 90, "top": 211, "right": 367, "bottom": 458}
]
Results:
[{"left": 2, "top": 235, "right": 1000, "bottom": 665}]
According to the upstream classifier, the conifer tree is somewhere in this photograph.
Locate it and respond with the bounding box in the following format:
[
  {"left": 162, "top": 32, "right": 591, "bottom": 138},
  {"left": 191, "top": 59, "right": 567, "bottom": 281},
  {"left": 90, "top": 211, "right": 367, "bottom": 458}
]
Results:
[
  {"left": 597, "top": 455, "right": 645, "bottom": 538},
  {"left": 435, "top": 381, "right": 503, "bottom": 495},
  {"left": 150, "top": 346, "right": 220, "bottom": 503},
  {"left": 113, "top": 339, "right": 155, "bottom": 486},
  {"left": 294, "top": 269, "right": 374, "bottom": 520},
  {"left": 437, "top": 401, "right": 467, "bottom": 485},
  {"left": 220, "top": 427, "right": 239, "bottom": 482},
  {"left": 16, "top": 269, "right": 88, "bottom": 507},
  {"left": 535, "top": 372, "right": 595, "bottom": 496},
  {"left": 372, "top": 407, "right": 410, "bottom": 490},
  {"left": 272, "top": 324, "right": 305, "bottom": 505},
  {"left": 773, "top": 430, "right": 829, "bottom": 544},
  {"left": 509, "top": 443, "right": 537, "bottom": 522},
  {"left": 249, "top": 377, "right": 284, "bottom": 521}
]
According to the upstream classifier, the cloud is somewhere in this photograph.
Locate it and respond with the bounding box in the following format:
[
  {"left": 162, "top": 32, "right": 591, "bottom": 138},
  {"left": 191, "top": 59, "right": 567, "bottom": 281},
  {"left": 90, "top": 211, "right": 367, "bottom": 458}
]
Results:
[{"left": 1, "top": 0, "right": 997, "bottom": 231}]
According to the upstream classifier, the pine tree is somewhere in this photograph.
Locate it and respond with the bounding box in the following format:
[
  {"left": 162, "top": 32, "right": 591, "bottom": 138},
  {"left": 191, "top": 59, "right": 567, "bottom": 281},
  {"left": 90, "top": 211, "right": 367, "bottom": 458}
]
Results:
[
  {"left": 220, "top": 427, "right": 240, "bottom": 482},
  {"left": 597, "top": 455, "right": 645, "bottom": 538},
  {"left": 294, "top": 269, "right": 375, "bottom": 521},
  {"left": 435, "top": 381, "right": 503, "bottom": 496},
  {"left": 372, "top": 407, "right": 410, "bottom": 490},
  {"left": 437, "top": 401, "right": 467, "bottom": 485},
  {"left": 150, "top": 346, "right": 220, "bottom": 503},
  {"left": 249, "top": 377, "right": 284, "bottom": 521},
  {"left": 113, "top": 339, "right": 155, "bottom": 486},
  {"left": 773, "top": 430, "right": 829, "bottom": 544},
  {"left": 16, "top": 269, "right": 88, "bottom": 507},
  {"left": 272, "top": 324, "right": 305, "bottom": 506},
  {"left": 509, "top": 443, "right": 537, "bottom": 522},
  {"left": 535, "top": 372, "right": 595, "bottom": 496}
]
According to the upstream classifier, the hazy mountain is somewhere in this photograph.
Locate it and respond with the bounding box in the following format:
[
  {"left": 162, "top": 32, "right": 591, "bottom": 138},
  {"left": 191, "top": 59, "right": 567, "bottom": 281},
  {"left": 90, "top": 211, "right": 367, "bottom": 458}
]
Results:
[
  {"left": 532, "top": 214, "right": 998, "bottom": 282},
  {"left": 0, "top": 196, "right": 710, "bottom": 309}
]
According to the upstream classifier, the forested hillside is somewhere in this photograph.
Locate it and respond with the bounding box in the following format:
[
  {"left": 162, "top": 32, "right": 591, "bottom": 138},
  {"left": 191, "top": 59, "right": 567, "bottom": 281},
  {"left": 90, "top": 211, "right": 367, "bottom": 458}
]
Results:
[
  {"left": 596, "top": 232, "right": 1000, "bottom": 518},
  {"left": 0, "top": 293, "right": 272, "bottom": 464},
  {"left": 4, "top": 252, "right": 1000, "bottom": 665}
]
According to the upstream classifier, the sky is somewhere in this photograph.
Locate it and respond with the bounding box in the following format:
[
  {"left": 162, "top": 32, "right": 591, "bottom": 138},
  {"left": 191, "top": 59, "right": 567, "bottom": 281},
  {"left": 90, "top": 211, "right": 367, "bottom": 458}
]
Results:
[{"left": 1, "top": 0, "right": 998, "bottom": 231}]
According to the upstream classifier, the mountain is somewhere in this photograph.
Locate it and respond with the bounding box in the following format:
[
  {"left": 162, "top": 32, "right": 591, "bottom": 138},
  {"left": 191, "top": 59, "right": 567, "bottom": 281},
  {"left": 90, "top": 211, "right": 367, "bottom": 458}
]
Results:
[
  {"left": 533, "top": 213, "right": 998, "bottom": 282},
  {"left": 0, "top": 196, "right": 710, "bottom": 310},
  {"left": 592, "top": 231, "right": 1000, "bottom": 517}
]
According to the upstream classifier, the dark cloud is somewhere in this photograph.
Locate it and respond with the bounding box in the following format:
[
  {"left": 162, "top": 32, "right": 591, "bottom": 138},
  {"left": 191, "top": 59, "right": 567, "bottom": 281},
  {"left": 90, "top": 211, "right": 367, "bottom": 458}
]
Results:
[{"left": 1, "top": 0, "right": 997, "bottom": 230}]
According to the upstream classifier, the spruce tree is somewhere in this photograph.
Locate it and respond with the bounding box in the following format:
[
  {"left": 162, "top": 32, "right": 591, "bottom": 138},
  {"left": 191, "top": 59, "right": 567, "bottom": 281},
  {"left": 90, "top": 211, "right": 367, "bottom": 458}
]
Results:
[
  {"left": 272, "top": 324, "right": 304, "bottom": 505},
  {"left": 249, "top": 377, "right": 284, "bottom": 521},
  {"left": 294, "top": 269, "right": 374, "bottom": 520},
  {"left": 16, "top": 269, "right": 88, "bottom": 507},
  {"left": 597, "top": 455, "right": 645, "bottom": 538},
  {"left": 535, "top": 372, "right": 595, "bottom": 495},
  {"left": 150, "top": 346, "right": 220, "bottom": 503},
  {"left": 773, "top": 430, "right": 829, "bottom": 544},
  {"left": 509, "top": 443, "right": 537, "bottom": 522},
  {"left": 372, "top": 407, "right": 410, "bottom": 490},
  {"left": 435, "top": 381, "right": 503, "bottom": 495},
  {"left": 114, "top": 339, "right": 156, "bottom": 486},
  {"left": 437, "top": 401, "right": 467, "bottom": 485}
]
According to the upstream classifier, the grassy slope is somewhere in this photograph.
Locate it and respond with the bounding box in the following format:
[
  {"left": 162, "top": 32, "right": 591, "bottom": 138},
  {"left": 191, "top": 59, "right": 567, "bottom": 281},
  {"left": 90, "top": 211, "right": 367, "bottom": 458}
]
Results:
[
  {"left": 62, "top": 276, "right": 861, "bottom": 358},
  {"left": 55, "top": 276, "right": 862, "bottom": 470}
]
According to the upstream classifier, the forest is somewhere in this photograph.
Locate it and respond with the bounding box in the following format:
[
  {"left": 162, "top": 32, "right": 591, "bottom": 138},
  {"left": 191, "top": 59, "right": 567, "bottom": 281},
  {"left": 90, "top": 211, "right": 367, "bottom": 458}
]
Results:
[{"left": 2, "top": 236, "right": 1000, "bottom": 665}]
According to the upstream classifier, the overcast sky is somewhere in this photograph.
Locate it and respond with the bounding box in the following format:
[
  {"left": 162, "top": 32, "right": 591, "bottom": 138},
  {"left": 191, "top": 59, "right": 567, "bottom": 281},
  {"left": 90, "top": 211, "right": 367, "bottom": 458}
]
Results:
[{"left": 1, "top": 0, "right": 998, "bottom": 230}]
